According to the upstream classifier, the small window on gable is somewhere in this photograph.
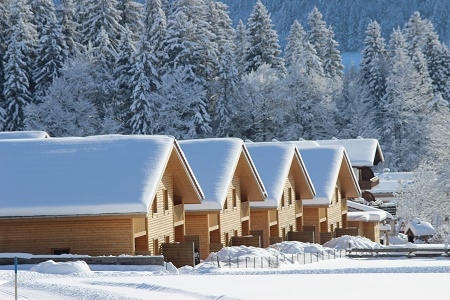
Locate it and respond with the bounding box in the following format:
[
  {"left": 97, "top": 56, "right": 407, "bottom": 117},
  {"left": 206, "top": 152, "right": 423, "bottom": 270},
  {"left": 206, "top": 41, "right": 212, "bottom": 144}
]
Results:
[
  {"left": 232, "top": 189, "right": 237, "bottom": 208},
  {"left": 288, "top": 188, "right": 292, "bottom": 205},
  {"left": 152, "top": 195, "right": 158, "bottom": 214},
  {"left": 281, "top": 193, "right": 285, "bottom": 207},
  {"left": 224, "top": 197, "right": 228, "bottom": 209},
  {"left": 163, "top": 189, "right": 169, "bottom": 211}
]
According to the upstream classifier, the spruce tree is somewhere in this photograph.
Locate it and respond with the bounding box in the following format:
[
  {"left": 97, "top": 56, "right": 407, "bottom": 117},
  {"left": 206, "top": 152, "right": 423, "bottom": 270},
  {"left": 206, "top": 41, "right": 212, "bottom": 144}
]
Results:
[
  {"left": 243, "top": 0, "right": 285, "bottom": 75},
  {"left": 144, "top": 0, "right": 167, "bottom": 69},
  {"left": 57, "top": 0, "right": 84, "bottom": 58},
  {"left": 117, "top": 0, "right": 144, "bottom": 41},
  {"left": 234, "top": 19, "right": 248, "bottom": 77}
]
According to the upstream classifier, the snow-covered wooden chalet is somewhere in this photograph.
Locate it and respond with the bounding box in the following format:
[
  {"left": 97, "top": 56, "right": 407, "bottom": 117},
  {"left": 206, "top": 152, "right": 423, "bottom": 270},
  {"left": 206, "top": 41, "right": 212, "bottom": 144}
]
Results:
[
  {"left": 347, "top": 201, "right": 391, "bottom": 243},
  {"left": 316, "top": 138, "right": 384, "bottom": 191},
  {"left": 245, "top": 142, "right": 315, "bottom": 247},
  {"left": 179, "top": 138, "right": 267, "bottom": 259},
  {"left": 288, "top": 141, "right": 361, "bottom": 244},
  {"left": 0, "top": 135, "right": 204, "bottom": 256}
]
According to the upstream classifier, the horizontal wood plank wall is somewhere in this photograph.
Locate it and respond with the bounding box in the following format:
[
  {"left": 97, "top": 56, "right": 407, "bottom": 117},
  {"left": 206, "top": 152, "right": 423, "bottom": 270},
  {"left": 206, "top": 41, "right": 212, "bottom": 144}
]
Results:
[
  {"left": 277, "top": 172, "right": 297, "bottom": 241},
  {"left": 303, "top": 207, "right": 320, "bottom": 241},
  {"left": 0, "top": 217, "right": 133, "bottom": 256},
  {"left": 185, "top": 214, "right": 210, "bottom": 260},
  {"left": 230, "top": 236, "right": 261, "bottom": 247},
  {"left": 161, "top": 242, "right": 194, "bottom": 268},
  {"left": 287, "top": 231, "right": 315, "bottom": 243},
  {"left": 220, "top": 175, "right": 242, "bottom": 247},
  {"left": 249, "top": 210, "right": 269, "bottom": 247},
  {"left": 147, "top": 168, "right": 175, "bottom": 255},
  {"left": 327, "top": 180, "right": 344, "bottom": 233}
]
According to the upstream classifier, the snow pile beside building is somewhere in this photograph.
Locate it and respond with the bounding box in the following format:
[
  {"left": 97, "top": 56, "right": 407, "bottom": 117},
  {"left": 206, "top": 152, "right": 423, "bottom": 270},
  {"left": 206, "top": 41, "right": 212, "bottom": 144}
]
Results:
[
  {"left": 323, "top": 235, "right": 384, "bottom": 249},
  {"left": 268, "top": 241, "right": 335, "bottom": 255},
  {"left": 30, "top": 260, "right": 92, "bottom": 275}
]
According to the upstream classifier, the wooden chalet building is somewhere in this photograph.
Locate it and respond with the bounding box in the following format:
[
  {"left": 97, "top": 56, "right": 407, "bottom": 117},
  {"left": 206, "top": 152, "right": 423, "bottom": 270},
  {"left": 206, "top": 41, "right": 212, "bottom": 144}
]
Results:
[
  {"left": 245, "top": 142, "right": 315, "bottom": 247},
  {"left": 179, "top": 138, "right": 267, "bottom": 259},
  {"left": 288, "top": 142, "right": 361, "bottom": 244},
  {"left": 347, "top": 201, "right": 390, "bottom": 243},
  {"left": 316, "top": 138, "right": 384, "bottom": 191},
  {"left": 0, "top": 135, "right": 203, "bottom": 256}
]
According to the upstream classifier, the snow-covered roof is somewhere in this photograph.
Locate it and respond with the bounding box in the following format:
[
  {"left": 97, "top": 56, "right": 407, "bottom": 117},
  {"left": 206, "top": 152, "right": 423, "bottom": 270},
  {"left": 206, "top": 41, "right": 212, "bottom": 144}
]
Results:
[
  {"left": 347, "top": 201, "right": 388, "bottom": 222},
  {"left": 368, "top": 172, "right": 415, "bottom": 195},
  {"left": 287, "top": 142, "right": 360, "bottom": 206},
  {"left": 179, "top": 138, "right": 266, "bottom": 212},
  {"left": 245, "top": 142, "right": 315, "bottom": 209},
  {"left": 0, "top": 135, "right": 203, "bottom": 217},
  {"left": 316, "top": 138, "right": 384, "bottom": 167},
  {"left": 0, "top": 130, "right": 50, "bottom": 139},
  {"left": 405, "top": 218, "right": 436, "bottom": 236}
]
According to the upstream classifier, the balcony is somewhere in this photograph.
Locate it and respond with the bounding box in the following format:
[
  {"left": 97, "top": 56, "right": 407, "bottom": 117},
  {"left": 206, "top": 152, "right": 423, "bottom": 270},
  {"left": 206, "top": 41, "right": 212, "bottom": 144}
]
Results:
[
  {"left": 269, "top": 210, "right": 278, "bottom": 226},
  {"left": 208, "top": 213, "right": 219, "bottom": 230},
  {"left": 173, "top": 204, "right": 185, "bottom": 226},
  {"left": 359, "top": 176, "right": 380, "bottom": 190},
  {"left": 319, "top": 207, "right": 327, "bottom": 222}
]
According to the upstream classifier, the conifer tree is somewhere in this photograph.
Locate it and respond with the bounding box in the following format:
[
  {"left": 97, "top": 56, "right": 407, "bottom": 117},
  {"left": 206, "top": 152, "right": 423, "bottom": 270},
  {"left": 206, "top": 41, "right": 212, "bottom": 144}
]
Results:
[
  {"left": 31, "top": 0, "right": 68, "bottom": 97},
  {"left": 144, "top": 0, "right": 167, "bottom": 70},
  {"left": 243, "top": 0, "right": 285, "bottom": 75},
  {"left": 117, "top": 0, "right": 144, "bottom": 41},
  {"left": 234, "top": 19, "right": 248, "bottom": 77},
  {"left": 57, "top": 0, "right": 84, "bottom": 58}
]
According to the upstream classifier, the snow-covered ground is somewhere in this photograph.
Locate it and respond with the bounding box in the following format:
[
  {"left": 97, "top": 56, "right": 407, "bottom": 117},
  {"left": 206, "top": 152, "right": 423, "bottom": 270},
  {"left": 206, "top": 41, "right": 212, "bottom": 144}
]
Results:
[{"left": 1, "top": 236, "right": 450, "bottom": 300}]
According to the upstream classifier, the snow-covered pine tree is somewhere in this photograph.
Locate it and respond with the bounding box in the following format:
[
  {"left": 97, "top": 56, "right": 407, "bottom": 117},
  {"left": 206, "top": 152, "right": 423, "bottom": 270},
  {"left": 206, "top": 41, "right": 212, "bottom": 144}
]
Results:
[
  {"left": 56, "top": 0, "right": 84, "bottom": 58},
  {"left": 359, "top": 20, "right": 388, "bottom": 129},
  {"left": 79, "top": 0, "right": 124, "bottom": 53},
  {"left": 163, "top": 0, "right": 218, "bottom": 97},
  {"left": 113, "top": 25, "right": 136, "bottom": 133},
  {"left": 31, "top": 0, "right": 68, "bottom": 98},
  {"left": 0, "top": 0, "right": 10, "bottom": 111},
  {"left": 127, "top": 33, "right": 159, "bottom": 134},
  {"left": 307, "top": 7, "right": 327, "bottom": 69},
  {"left": 156, "top": 66, "right": 211, "bottom": 139},
  {"left": 2, "top": 0, "right": 38, "bottom": 130},
  {"left": 233, "top": 63, "right": 285, "bottom": 141},
  {"left": 382, "top": 28, "right": 431, "bottom": 171},
  {"left": 234, "top": 19, "right": 248, "bottom": 77},
  {"left": 284, "top": 19, "right": 305, "bottom": 69},
  {"left": 117, "top": 0, "right": 144, "bottom": 41},
  {"left": 144, "top": 0, "right": 167, "bottom": 70},
  {"left": 322, "top": 25, "right": 343, "bottom": 80},
  {"left": 243, "top": 0, "right": 285, "bottom": 75}
]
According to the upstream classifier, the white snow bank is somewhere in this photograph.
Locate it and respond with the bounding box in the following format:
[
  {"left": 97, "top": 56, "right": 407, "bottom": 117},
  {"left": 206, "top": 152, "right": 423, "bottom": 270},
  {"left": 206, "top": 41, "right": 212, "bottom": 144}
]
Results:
[
  {"left": 323, "top": 235, "right": 383, "bottom": 249},
  {"left": 30, "top": 260, "right": 92, "bottom": 275},
  {"left": 205, "top": 245, "right": 280, "bottom": 261},
  {"left": 268, "top": 241, "right": 334, "bottom": 255}
]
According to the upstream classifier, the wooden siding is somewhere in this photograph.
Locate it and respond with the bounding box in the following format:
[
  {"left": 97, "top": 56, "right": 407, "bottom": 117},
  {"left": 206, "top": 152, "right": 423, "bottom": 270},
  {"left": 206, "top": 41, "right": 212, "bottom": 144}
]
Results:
[
  {"left": 0, "top": 216, "right": 134, "bottom": 256},
  {"left": 277, "top": 173, "right": 297, "bottom": 241},
  {"left": 148, "top": 167, "right": 175, "bottom": 255},
  {"left": 220, "top": 175, "right": 242, "bottom": 247},
  {"left": 249, "top": 210, "right": 270, "bottom": 247},
  {"left": 185, "top": 214, "right": 210, "bottom": 260}
]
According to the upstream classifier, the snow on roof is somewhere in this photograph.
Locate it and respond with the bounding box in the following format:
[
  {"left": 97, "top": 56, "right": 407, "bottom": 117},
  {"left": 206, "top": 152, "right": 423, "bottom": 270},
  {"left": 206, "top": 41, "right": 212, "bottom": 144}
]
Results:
[
  {"left": 347, "top": 201, "right": 388, "bottom": 222},
  {"left": 245, "top": 142, "right": 314, "bottom": 209},
  {"left": 180, "top": 138, "right": 265, "bottom": 211},
  {"left": 287, "top": 143, "right": 355, "bottom": 205},
  {"left": 316, "top": 138, "right": 384, "bottom": 167},
  {"left": 368, "top": 172, "right": 415, "bottom": 195},
  {"left": 405, "top": 218, "right": 436, "bottom": 237},
  {"left": 0, "top": 130, "right": 50, "bottom": 139},
  {"left": 0, "top": 135, "right": 183, "bottom": 217}
]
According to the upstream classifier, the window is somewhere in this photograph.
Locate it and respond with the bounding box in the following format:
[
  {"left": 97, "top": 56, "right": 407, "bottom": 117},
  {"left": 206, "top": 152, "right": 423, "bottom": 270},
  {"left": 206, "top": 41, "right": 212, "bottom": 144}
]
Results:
[
  {"left": 225, "top": 233, "right": 229, "bottom": 246},
  {"left": 234, "top": 230, "right": 238, "bottom": 237},
  {"left": 281, "top": 193, "right": 285, "bottom": 207},
  {"left": 153, "top": 239, "right": 159, "bottom": 255},
  {"left": 52, "top": 248, "right": 70, "bottom": 255},
  {"left": 163, "top": 190, "right": 169, "bottom": 211},
  {"left": 232, "top": 189, "right": 237, "bottom": 208},
  {"left": 224, "top": 197, "right": 228, "bottom": 209},
  {"left": 288, "top": 188, "right": 292, "bottom": 205},
  {"left": 152, "top": 195, "right": 158, "bottom": 214}
]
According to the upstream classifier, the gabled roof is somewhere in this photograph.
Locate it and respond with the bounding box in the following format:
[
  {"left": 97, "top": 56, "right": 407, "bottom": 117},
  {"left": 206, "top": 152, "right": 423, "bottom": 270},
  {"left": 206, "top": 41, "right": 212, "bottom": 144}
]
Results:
[
  {"left": 368, "top": 171, "right": 415, "bottom": 195},
  {"left": 0, "top": 130, "right": 50, "bottom": 139},
  {"left": 287, "top": 142, "right": 360, "bottom": 206},
  {"left": 179, "top": 138, "right": 267, "bottom": 212},
  {"left": 0, "top": 135, "right": 203, "bottom": 217},
  {"left": 316, "top": 138, "right": 384, "bottom": 167},
  {"left": 245, "top": 142, "right": 315, "bottom": 209},
  {"left": 347, "top": 201, "right": 389, "bottom": 222},
  {"left": 405, "top": 218, "right": 436, "bottom": 236}
]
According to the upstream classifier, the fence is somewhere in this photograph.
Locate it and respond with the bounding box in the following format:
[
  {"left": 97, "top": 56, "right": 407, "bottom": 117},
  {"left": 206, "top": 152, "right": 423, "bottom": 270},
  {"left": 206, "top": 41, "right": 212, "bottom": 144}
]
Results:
[{"left": 207, "top": 249, "right": 346, "bottom": 269}]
